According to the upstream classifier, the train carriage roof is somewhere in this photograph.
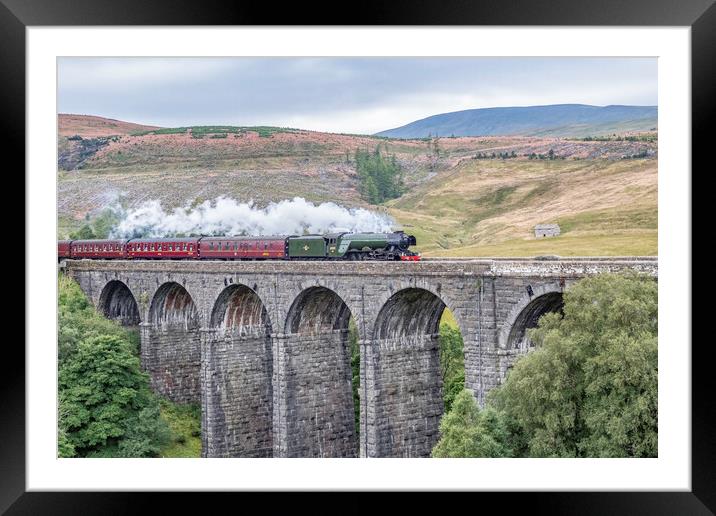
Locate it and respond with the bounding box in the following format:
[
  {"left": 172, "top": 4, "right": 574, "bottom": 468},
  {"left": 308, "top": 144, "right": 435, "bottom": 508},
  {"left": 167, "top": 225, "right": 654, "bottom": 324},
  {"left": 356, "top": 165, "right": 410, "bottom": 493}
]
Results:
[
  {"left": 127, "top": 237, "right": 200, "bottom": 243},
  {"left": 71, "top": 239, "right": 129, "bottom": 244},
  {"left": 198, "top": 235, "right": 288, "bottom": 241}
]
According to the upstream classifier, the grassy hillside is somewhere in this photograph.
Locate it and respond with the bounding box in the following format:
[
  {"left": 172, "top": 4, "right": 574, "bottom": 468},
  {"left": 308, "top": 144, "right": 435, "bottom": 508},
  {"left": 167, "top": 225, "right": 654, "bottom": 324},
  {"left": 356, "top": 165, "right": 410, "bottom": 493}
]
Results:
[
  {"left": 387, "top": 158, "right": 657, "bottom": 256},
  {"left": 57, "top": 116, "right": 657, "bottom": 256}
]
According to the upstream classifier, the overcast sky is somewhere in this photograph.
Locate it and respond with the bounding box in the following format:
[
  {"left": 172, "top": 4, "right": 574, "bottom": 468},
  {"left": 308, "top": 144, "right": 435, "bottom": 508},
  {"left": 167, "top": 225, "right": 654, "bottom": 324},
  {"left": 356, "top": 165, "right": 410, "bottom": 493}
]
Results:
[{"left": 58, "top": 57, "right": 657, "bottom": 135}]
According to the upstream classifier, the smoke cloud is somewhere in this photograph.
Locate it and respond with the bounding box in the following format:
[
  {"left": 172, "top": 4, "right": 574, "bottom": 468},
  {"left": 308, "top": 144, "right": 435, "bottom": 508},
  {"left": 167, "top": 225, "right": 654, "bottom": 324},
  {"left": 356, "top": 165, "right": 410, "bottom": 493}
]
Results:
[{"left": 111, "top": 196, "right": 395, "bottom": 238}]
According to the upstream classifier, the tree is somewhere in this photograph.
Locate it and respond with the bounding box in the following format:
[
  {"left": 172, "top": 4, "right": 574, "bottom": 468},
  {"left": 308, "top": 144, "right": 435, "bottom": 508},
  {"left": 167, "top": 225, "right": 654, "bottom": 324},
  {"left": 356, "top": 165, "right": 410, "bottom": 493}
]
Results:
[
  {"left": 490, "top": 273, "right": 657, "bottom": 457},
  {"left": 70, "top": 224, "right": 96, "bottom": 240},
  {"left": 355, "top": 145, "right": 404, "bottom": 204},
  {"left": 69, "top": 208, "right": 121, "bottom": 240},
  {"left": 91, "top": 208, "right": 121, "bottom": 238},
  {"left": 432, "top": 390, "right": 512, "bottom": 458},
  {"left": 58, "top": 275, "right": 170, "bottom": 457},
  {"left": 438, "top": 322, "right": 465, "bottom": 413},
  {"left": 59, "top": 334, "right": 170, "bottom": 457}
]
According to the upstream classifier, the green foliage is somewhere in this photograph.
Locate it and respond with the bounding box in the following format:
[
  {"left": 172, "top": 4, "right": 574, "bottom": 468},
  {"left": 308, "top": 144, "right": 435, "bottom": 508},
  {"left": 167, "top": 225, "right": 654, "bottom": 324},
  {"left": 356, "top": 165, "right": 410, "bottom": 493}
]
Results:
[
  {"left": 432, "top": 390, "right": 512, "bottom": 458},
  {"left": 58, "top": 275, "right": 132, "bottom": 362},
  {"left": 355, "top": 144, "right": 405, "bottom": 204},
  {"left": 158, "top": 400, "right": 202, "bottom": 457},
  {"left": 69, "top": 224, "right": 96, "bottom": 240},
  {"left": 58, "top": 275, "right": 170, "bottom": 457},
  {"left": 439, "top": 322, "right": 465, "bottom": 413},
  {"left": 69, "top": 208, "right": 121, "bottom": 240},
  {"left": 490, "top": 272, "right": 658, "bottom": 457},
  {"left": 474, "top": 151, "right": 518, "bottom": 160}
]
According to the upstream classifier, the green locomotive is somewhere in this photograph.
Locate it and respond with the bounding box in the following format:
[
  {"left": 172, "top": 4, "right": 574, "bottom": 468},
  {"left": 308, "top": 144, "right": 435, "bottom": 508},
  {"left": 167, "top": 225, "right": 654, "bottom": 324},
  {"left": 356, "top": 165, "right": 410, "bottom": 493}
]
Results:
[{"left": 287, "top": 231, "right": 420, "bottom": 260}]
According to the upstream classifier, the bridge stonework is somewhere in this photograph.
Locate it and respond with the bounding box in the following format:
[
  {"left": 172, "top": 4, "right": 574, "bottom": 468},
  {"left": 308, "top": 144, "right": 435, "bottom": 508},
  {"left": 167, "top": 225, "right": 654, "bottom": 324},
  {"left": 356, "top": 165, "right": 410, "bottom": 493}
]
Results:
[{"left": 63, "top": 257, "right": 657, "bottom": 458}]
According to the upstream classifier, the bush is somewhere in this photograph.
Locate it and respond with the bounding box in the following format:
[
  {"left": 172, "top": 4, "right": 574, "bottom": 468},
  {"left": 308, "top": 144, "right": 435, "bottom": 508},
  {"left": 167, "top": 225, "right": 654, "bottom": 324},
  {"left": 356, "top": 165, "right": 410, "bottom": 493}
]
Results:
[{"left": 432, "top": 390, "right": 512, "bottom": 458}]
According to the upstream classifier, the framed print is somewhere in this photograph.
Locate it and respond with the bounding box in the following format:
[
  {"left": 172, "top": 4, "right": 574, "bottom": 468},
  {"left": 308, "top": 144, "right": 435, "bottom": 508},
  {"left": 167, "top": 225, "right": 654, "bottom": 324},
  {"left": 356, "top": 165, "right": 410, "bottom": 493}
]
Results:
[{"left": 6, "top": 0, "right": 711, "bottom": 511}]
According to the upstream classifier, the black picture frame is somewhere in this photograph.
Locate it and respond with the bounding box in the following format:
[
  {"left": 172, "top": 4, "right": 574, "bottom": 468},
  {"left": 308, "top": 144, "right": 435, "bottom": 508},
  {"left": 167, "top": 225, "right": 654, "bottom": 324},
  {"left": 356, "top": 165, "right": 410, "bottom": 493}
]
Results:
[{"left": 4, "top": 0, "right": 709, "bottom": 511}]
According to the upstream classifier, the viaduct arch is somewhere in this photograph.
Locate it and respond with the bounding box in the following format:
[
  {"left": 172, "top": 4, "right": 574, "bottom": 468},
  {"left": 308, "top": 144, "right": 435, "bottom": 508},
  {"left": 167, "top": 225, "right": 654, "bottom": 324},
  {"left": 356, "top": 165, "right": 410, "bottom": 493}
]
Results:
[
  {"left": 202, "top": 283, "right": 274, "bottom": 457},
  {"left": 63, "top": 257, "right": 657, "bottom": 457},
  {"left": 144, "top": 281, "right": 201, "bottom": 404}
]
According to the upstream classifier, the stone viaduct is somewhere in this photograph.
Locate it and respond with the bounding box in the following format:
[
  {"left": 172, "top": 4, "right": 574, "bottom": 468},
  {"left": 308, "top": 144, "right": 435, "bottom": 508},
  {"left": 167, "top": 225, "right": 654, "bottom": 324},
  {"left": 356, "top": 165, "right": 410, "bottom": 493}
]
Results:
[{"left": 62, "top": 257, "right": 657, "bottom": 458}]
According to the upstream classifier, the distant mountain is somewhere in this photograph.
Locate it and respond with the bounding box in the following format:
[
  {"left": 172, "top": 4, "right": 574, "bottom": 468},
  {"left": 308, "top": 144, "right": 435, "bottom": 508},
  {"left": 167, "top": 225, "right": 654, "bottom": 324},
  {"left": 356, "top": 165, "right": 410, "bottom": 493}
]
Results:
[{"left": 375, "top": 104, "right": 658, "bottom": 139}]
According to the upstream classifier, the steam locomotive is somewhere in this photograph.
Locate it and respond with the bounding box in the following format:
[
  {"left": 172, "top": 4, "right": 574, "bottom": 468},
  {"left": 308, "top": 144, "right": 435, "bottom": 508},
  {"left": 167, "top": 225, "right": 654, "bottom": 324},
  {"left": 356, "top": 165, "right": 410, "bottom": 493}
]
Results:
[{"left": 57, "top": 231, "right": 421, "bottom": 261}]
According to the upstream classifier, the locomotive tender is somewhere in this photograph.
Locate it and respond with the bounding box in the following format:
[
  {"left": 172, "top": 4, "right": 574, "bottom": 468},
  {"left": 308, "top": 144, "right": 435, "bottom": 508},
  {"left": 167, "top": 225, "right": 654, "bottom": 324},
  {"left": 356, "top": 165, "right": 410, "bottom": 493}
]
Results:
[{"left": 57, "top": 231, "right": 420, "bottom": 261}]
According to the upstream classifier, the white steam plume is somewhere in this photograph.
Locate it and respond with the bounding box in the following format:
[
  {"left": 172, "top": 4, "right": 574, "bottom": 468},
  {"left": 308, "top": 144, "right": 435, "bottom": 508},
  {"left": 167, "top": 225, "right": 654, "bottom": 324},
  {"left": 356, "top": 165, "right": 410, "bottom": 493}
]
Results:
[{"left": 111, "top": 196, "right": 395, "bottom": 238}]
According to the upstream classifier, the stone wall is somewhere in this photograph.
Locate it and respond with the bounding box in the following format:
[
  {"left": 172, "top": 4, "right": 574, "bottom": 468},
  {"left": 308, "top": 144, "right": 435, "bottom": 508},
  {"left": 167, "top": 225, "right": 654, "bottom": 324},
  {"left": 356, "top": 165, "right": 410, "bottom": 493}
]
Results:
[
  {"left": 201, "top": 328, "right": 273, "bottom": 457},
  {"left": 142, "top": 323, "right": 201, "bottom": 404},
  {"left": 280, "top": 331, "right": 357, "bottom": 457},
  {"left": 367, "top": 335, "right": 443, "bottom": 457}
]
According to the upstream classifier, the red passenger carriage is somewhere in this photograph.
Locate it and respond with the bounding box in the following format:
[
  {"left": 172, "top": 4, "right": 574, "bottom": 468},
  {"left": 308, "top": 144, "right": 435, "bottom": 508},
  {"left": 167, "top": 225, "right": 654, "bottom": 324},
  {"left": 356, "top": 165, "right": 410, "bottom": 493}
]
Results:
[
  {"left": 199, "top": 236, "right": 286, "bottom": 260},
  {"left": 70, "top": 239, "right": 128, "bottom": 259},
  {"left": 126, "top": 238, "right": 199, "bottom": 259}
]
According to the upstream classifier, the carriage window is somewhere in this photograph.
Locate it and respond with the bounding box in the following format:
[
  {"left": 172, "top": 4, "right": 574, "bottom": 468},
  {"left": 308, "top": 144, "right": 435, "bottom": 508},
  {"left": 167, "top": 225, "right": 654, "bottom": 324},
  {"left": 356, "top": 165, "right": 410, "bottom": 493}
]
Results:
[
  {"left": 144, "top": 244, "right": 149, "bottom": 251},
  {"left": 189, "top": 245, "right": 193, "bottom": 251},
  {"left": 264, "top": 243, "right": 268, "bottom": 250},
  {"left": 223, "top": 243, "right": 229, "bottom": 251},
  {"left": 183, "top": 243, "right": 187, "bottom": 251},
  {"left": 209, "top": 242, "right": 214, "bottom": 251}
]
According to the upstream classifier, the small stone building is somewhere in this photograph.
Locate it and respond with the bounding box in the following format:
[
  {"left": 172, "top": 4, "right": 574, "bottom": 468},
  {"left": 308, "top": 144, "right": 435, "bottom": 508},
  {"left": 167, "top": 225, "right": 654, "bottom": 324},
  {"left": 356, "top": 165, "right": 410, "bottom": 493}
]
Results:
[{"left": 534, "top": 224, "right": 561, "bottom": 238}]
